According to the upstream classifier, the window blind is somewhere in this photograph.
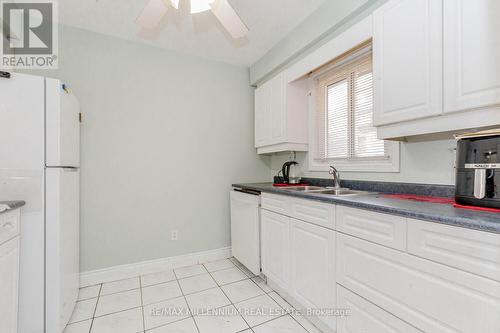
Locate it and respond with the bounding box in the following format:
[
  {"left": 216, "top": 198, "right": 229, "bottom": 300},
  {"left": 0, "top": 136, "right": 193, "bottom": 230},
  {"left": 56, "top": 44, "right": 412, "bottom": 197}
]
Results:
[{"left": 316, "top": 48, "right": 386, "bottom": 161}]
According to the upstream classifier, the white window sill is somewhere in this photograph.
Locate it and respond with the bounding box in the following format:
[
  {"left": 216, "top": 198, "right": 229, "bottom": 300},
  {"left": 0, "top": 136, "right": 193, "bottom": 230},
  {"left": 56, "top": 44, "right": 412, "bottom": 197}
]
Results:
[{"left": 308, "top": 142, "right": 400, "bottom": 173}]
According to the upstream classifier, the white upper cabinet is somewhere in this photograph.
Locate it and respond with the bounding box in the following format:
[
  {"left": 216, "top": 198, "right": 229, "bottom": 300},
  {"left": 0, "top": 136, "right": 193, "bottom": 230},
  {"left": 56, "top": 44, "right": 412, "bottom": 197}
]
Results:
[
  {"left": 254, "top": 82, "right": 270, "bottom": 147},
  {"left": 373, "top": 0, "right": 443, "bottom": 126},
  {"left": 269, "top": 74, "right": 286, "bottom": 144},
  {"left": 254, "top": 72, "right": 308, "bottom": 154},
  {"left": 443, "top": 0, "right": 500, "bottom": 113},
  {"left": 373, "top": 0, "right": 500, "bottom": 139}
]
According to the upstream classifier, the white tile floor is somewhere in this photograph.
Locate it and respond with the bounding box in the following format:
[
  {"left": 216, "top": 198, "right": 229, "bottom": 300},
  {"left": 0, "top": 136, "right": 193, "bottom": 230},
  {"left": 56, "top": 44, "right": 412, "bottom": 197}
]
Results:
[{"left": 65, "top": 258, "right": 323, "bottom": 333}]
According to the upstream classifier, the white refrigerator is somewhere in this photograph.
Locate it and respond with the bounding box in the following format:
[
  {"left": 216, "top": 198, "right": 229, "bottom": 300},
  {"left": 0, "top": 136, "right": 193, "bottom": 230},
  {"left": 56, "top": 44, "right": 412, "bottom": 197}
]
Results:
[{"left": 0, "top": 72, "right": 81, "bottom": 333}]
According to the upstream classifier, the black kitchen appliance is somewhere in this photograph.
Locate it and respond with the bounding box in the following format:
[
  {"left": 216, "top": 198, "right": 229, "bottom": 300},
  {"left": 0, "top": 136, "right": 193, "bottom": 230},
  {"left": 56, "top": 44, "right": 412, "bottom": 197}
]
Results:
[
  {"left": 455, "top": 132, "right": 500, "bottom": 209},
  {"left": 282, "top": 161, "right": 299, "bottom": 184}
]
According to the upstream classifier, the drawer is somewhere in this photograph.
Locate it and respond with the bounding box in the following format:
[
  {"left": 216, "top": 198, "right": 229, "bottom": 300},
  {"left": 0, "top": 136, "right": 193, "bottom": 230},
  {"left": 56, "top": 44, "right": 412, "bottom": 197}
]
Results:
[
  {"left": 408, "top": 219, "right": 500, "bottom": 282},
  {"left": 337, "top": 285, "right": 422, "bottom": 333},
  {"left": 261, "top": 193, "right": 289, "bottom": 215},
  {"left": 0, "top": 210, "right": 20, "bottom": 246},
  {"left": 336, "top": 206, "right": 406, "bottom": 251},
  {"left": 337, "top": 233, "right": 500, "bottom": 333},
  {"left": 289, "top": 197, "right": 335, "bottom": 230}
]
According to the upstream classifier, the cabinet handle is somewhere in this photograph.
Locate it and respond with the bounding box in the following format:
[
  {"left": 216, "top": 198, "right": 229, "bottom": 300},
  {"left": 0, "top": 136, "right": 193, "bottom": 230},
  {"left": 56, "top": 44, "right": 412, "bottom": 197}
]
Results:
[{"left": 3, "top": 222, "right": 14, "bottom": 230}]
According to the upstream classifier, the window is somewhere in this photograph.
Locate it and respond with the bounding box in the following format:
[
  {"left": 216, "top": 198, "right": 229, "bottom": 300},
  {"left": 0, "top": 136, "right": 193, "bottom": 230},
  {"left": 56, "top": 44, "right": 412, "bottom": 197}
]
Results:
[{"left": 311, "top": 43, "right": 399, "bottom": 172}]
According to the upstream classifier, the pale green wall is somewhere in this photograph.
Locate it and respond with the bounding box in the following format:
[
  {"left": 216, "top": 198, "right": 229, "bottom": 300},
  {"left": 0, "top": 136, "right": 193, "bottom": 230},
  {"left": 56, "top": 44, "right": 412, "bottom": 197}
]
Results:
[{"left": 29, "top": 26, "right": 271, "bottom": 271}]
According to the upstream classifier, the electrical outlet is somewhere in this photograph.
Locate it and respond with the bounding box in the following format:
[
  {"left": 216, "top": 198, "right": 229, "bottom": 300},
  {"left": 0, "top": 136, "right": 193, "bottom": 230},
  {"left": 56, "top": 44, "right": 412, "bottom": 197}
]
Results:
[{"left": 171, "top": 230, "right": 178, "bottom": 241}]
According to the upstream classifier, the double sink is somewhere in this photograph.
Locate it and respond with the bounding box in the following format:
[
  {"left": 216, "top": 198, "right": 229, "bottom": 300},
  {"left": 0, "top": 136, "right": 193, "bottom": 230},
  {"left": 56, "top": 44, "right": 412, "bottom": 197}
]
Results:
[{"left": 281, "top": 186, "right": 373, "bottom": 196}]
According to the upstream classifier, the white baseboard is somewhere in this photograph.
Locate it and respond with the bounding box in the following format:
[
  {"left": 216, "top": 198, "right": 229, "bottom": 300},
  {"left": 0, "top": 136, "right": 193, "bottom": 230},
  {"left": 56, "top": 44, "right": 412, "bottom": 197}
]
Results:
[{"left": 80, "top": 246, "right": 232, "bottom": 287}]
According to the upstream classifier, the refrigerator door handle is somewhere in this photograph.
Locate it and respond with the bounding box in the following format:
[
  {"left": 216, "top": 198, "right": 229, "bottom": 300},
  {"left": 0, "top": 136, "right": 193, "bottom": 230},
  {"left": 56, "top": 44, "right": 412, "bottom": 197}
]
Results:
[
  {"left": 0, "top": 71, "right": 11, "bottom": 79},
  {"left": 45, "top": 166, "right": 79, "bottom": 171},
  {"left": 62, "top": 168, "right": 79, "bottom": 172}
]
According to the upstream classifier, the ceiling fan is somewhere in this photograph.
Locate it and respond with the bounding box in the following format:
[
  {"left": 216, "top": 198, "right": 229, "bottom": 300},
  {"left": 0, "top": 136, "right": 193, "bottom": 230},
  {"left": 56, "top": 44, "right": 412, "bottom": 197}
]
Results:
[{"left": 136, "top": 0, "right": 249, "bottom": 39}]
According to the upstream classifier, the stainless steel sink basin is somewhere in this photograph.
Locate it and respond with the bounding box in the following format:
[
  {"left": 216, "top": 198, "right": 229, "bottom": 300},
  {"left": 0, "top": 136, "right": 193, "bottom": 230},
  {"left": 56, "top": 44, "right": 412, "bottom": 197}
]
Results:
[
  {"left": 312, "top": 189, "right": 373, "bottom": 196},
  {"left": 281, "top": 186, "right": 325, "bottom": 192},
  {"left": 281, "top": 186, "right": 373, "bottom": 196}
]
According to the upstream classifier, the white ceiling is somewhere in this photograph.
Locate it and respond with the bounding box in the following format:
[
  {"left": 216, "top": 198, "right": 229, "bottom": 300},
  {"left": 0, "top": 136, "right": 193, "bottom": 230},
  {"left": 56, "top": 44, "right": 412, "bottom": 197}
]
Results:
[{"left": 59, "top": 0, "right": 327, "bottom": 66}]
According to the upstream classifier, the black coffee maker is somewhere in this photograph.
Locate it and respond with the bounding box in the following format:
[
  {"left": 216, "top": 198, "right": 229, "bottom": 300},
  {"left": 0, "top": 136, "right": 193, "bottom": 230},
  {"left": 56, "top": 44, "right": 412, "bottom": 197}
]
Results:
[{"left": 455, "top": 132, "right": 500, "bottom": 208}]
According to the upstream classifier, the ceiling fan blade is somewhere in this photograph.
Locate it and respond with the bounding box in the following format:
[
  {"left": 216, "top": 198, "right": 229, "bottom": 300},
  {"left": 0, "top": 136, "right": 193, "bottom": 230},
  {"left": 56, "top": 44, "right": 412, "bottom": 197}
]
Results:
[
  {"left": 136, "top": 0, "right": 169, "bottom": 30},
  {"left": 210, "top": 0, "right": 249, "bottom": 39}
]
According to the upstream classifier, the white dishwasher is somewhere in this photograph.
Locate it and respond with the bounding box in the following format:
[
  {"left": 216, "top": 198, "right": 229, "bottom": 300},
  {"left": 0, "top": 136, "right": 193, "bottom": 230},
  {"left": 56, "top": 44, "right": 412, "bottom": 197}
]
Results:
[{"left": 230, "top": 188, "right": 261, "bottom": 275}]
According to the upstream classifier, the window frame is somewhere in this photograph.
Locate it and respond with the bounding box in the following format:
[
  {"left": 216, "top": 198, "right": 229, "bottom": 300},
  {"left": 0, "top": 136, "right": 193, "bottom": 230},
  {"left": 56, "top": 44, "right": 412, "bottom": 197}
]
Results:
[{"left": 308, "top": 45, "right": 400, "bottom": 173}]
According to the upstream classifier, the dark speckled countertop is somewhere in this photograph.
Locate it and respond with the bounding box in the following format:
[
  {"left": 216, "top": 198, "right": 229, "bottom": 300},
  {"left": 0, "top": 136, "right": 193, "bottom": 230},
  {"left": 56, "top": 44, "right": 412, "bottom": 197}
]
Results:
[
  {"left": 0, "top": 201, "right": 25, "bottom": 214},
  {"left": 233, "top": 183, "right": 500, "bottom": 234}
]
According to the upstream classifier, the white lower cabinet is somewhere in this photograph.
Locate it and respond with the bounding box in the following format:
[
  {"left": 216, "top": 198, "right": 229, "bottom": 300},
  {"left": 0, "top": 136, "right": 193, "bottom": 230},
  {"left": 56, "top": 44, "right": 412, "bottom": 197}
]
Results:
[
  {"left": 261, "top": 206, "right": 337, "bottom": 332},
  {"left": 261, "top": 209, "right": 291, "bottom": 291},
  {"left": 290, "top": 218, "right": 336, "bottom": 331},
  {"left": 337, "top": 286, "right": 421, "bottom": 333},
  {"left": 407, "top": 218, "right": 500, "bottom": 282},
  {"left": 260, "top": 197, "right": 500, "bottom": 333},
  {"left": 0, "top": 236, "right": 20, "bottom": 333},
  {"left": 337, "top": 232, "right": 500, "bottom": 333},
  {"left": 336, "top": 206, "right": 406, "bottom": 251}
]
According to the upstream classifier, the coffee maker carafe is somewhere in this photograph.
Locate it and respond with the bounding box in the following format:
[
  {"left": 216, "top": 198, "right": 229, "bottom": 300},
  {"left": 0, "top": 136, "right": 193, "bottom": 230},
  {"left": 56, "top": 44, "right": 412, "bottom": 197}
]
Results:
[{"left": 281, "top": 152, "right": 301, "bottom": 184}]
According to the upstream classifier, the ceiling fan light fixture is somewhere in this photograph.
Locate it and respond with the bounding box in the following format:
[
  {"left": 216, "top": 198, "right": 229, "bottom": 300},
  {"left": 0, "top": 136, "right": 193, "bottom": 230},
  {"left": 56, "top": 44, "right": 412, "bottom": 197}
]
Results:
[
  {"left": 169, "top": 0, "right": 180, "bottom": 9},
  {"left": 190, "top": 0, "right": 215, "bottom": 14},
  {"left": 136, "top": 0, "right": 169, "bottom": 29}
]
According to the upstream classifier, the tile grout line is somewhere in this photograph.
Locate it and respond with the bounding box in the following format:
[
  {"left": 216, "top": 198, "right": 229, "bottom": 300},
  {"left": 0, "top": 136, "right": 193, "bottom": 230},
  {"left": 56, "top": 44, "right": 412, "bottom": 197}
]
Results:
[
  {"left": 268, "top": 292, "right": 317, "bottom": 333},
  {"left": 99, "top": 287, "right": 139, "bottom": 297},
  {"left": 139, "top": 276, "right": 146, "bottom": 333},
  {"left": 230, "top": 258, "right": 318, "bottom": 333},
  {"left": 88, "top": 283, "right": 102, "bottom": 333},
  {"left": 80, "top": 278, "right": 144, "bottom": 325},
  {"left": 79, "top": 260, "right": 318, "bottom": 333},
  {"left": 85, "top": 270, "right": 255, "bottom": 328},
  {"left": 173, "top": 268, "right": 202, "bottom": 333},
  {"left": 228, "top": 258, "right": 315, "bottom": 333},
  {"left": 204, "top": 263, "right": 256, "bottom": 331}
]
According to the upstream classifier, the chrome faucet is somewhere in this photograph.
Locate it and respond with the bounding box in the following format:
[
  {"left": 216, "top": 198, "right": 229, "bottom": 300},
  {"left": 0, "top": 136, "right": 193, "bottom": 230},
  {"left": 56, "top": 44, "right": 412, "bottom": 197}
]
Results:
[{"left": 329, "top": 165, "right": 341, "bottom": 189}]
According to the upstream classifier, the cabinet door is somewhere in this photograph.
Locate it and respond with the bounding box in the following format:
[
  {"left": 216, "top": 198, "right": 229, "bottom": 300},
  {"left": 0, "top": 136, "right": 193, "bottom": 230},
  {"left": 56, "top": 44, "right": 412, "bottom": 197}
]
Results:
[
  {"left": 407, "top": 218, "right": 500, "bottom": 282},
  {"left": 261, "top": 209, "right": 290, "bottom": 290},
  {"left": 268, "top": 73, "right": 286, "bottom": 144},
  {"left": 337, "top": 286, "right": 422, "bottom": 333},
  {"left": 337, "top": 233, "right": 500, "bottom": 333},
  {"left": 254, "top": 84, "right": 270, "bottom": 148},
  {"left": 443, "top": 0, "right": 500, "bottom": 113},
  {"left": 373, "top": 0, "right": 443, "bottom": 125},
  {"left": 290, "top": 219, "right": 336, "bottom": 330},
  {"left": 0, "top": 237, "right": 20, "bottom": 333}
]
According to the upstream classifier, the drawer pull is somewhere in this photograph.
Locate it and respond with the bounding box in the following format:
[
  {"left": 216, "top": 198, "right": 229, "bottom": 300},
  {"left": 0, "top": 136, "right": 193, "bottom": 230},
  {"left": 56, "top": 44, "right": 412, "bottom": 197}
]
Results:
[{"left": 3, "top": 222, "right": 14, "bottom": 230}]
